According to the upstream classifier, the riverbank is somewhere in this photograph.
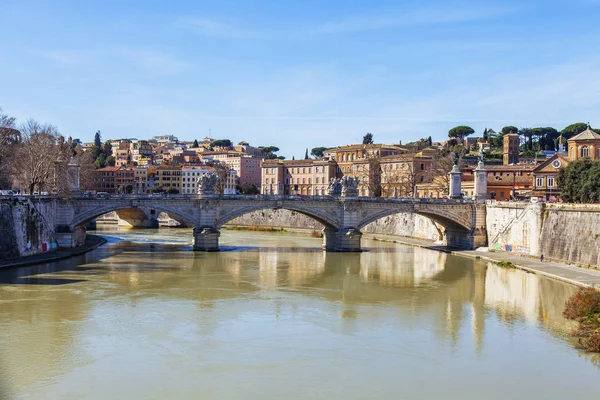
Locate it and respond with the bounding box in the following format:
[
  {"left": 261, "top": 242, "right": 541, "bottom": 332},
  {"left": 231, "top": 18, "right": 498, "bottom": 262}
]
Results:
[
  {"left": 0, "top": 234, "right": 107, "bottom": 269},
  {"left": 363, "top": 233, "right": 600, "bottom": 289}
]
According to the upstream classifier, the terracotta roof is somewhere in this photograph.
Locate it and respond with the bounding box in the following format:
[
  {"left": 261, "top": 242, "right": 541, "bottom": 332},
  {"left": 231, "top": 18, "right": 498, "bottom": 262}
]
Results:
[
  {"left": 96, "top": 166, "right": 120, "bottom": 171},
  {"left": 569, "top": 126, "right": 600, "bottom": 141}
]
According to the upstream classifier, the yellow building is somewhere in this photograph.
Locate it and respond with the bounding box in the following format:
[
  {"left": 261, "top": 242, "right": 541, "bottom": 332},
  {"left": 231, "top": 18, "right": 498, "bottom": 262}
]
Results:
[
  {"left": 567, "top": 125, "right": 600, "bottom": 160},
  {"left": 155, "top": 165, "right": 182, "bottom": 192}
]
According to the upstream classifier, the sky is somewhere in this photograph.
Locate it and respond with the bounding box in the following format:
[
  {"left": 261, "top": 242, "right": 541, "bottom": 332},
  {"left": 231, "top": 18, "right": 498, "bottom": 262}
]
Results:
[{"left": 1, "top": 0, "right": 600, "bottom": 158}]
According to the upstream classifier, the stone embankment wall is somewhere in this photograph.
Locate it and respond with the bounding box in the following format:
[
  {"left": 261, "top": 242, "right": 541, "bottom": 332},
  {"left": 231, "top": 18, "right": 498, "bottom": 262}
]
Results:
[
  {"left": 0, "top": 198, "right": 57, "bottom": 260},
  {"left": 486, "top": 201, "right": 600, "bottom": 267},
  {"left": 225, "top": 209, "right": 442, "bottom": 241}
]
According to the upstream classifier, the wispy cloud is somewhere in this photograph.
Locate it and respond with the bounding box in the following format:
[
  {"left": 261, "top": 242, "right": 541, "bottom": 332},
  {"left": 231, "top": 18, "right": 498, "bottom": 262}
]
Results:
[
  {"left": 313, "top": 4, "right": 515, "bottom": 34},
  {"left": 177, "top": 16, "right": 256, "bottom": 38},
  {"left": 33, "top": 50, "right": 90, "bottom": 65},
  {"left": 112, "top": 47, "right": 191, "bottom": 76},
  {"left": 33, "top": 46, "right": 190, "bottom": 77}
]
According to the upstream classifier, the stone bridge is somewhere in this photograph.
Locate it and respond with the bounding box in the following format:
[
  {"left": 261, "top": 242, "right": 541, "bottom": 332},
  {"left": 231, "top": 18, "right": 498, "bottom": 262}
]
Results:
[{"left": 41, "top": 194, "right": 487, "bottom": 252}]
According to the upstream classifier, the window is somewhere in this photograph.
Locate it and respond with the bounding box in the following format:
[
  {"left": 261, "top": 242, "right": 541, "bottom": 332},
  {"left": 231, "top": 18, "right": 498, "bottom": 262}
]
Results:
[
  {"left": 582, "top": 146, "right": 589, "bottom": 157},
  {"left": 536, "top": 177, "right": 544, "bottom": 187},
  {"left": 548, "top": 177, "right": 555, "bottom": 187}
]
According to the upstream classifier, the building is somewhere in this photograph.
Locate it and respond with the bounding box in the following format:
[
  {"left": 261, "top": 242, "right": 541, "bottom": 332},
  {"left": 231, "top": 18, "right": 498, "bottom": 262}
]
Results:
[
  {"left": 323, "top": 143, "right": 405, "bottom": 197},
  {"left": 82, "top": 142, "right": 96, "bottom": 152},
  {"left": 155, "top": 165, "right": 182, "bottom": 193},
  {"left": 133, "top": 167, "right": 157, "bottom": 194},
  {"left": 465, "top": 165, "right": 535, "bottom": 200},
  {"left": 567, "top": 125, "right": 600, "bottom": 160},
  {"left": 531, "top": 154, "right": 570, "bottom": 200},
  {"left": 201, "top": 151, "right": 263, "bottom": 187},
  {"left": 324, "top": 143, "right": 403, "bottom": 166},
  {"left": 261, "top": 159, "right": 337, "bottom": 195},
  {"left": 234, "top": 142, "right": 266, "bottom": 158},
  {"left": 130, "top": 140, "right": 153, "bottom": 165},
  {"left": 380, "top": 153, "right": 435, "bottom": 197},
  {"left": 223, "top": 155, "right": 262, "bottom": 187},
  {"left": 503, "top": 133, "right": 520, "bottom": 165},
  {"left": 153, "top": 135, "right": 178, "bottom": 144},
  {"left": 92, "top": 166, "right": 135, "bottom": 194},
  {"left": 181, "top": 166, "right": 212, "bottom": 194}
]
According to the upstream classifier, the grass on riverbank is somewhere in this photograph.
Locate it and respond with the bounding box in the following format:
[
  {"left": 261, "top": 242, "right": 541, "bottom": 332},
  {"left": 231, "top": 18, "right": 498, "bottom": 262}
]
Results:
[
  {"left": 496, "top": 260, "right": 515, "bottom": 268},
  {"left": 564, "top": 287, "right": 600, "bottom": 352}
]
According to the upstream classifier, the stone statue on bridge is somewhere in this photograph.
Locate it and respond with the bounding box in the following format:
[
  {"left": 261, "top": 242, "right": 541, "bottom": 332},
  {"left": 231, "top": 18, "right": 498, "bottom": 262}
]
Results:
[
  {"left": 327, "top": 178, "right": 342, "bottom": 196},
  {"left": 340, "top": 176, "right": 359, "bottom": 197},
  {"left": 197, "top": 172, "right": 218, "bottom": 196}
]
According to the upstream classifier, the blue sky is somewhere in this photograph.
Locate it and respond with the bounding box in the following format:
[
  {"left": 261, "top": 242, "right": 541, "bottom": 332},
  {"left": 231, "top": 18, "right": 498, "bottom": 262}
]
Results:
[{"left": 1, "top": 0, "right": 600, "bottom": 158}]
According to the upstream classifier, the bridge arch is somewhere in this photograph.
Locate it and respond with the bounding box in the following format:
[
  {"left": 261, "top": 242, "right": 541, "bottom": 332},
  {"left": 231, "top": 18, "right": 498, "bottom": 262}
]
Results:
[
  {"left": 215, "top": 204, "right": 340, "bottom": 230},
  {"left": 356, "top": 206, "right": 472, "bottom": 233},
  {"left": 70, "top": 204, "right": 196, "bottom": 230}
]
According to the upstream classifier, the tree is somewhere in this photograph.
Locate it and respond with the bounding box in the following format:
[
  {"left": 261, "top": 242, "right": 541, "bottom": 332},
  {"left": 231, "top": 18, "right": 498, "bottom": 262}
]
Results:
[
  {"left": 311, "top": 147, "right": 328, "bottom": 158},
  {"left": 277, "top": 156, "right": 286, "bottom": 160},
  {"left": 520, "top": 127, "right": 533, "bottom": 151},
  {"left": 10, "top": 119, "right": 67, "bottom": 194},
  {"left": 429, "top": 151, "right": 458, "bottom": 196},
  {"left": 105, "top": 156, "right": 116, "bottom": 166},
  {"left": 448, "top": 126, "right": 474, "bottom": 141},
  {"left": 558, "top": 159, "right": 600, "bottom": 203},
  {"left": 211, "top": 139, "right": 232, "bottom": 149},
  {"left": 363, "top": 133, "right": 374, "bottom": 144},
  {"left": 0, "top": 108, "right": 19, "bottom": 189},
  {"left": 94, "top": 130, "right": 102, "bottom": 147},
  {"left": 192, "top": 139, "right": 199, "bottom": 148},
  {"left": 483, "top": 128, "right": 488, "bottom": 141},
  {"left": 213, "top": 162, "right": 231, "bottom": 195},
  {"left": 259, "top": 146, "right": 280, "bottom": 159},
  {"left": 304, "top": 148, "right": 309, "bottom": 159},
  {"left": 561, "top": 122, "right": 589, "bottom": 139},
  {"left": 533, "top": 127, "right": 559, "bottom": 150},
  {"left": 103, "top": 140, "right": 112, "bottom": 157},
  {"left": 75, "top": 146, "right": 96, "bottom": 191},
  {"left": 240, "top": 182, "right": 260, "bottom": 195},
  {"left": 381, "top": 159, "right": 421, "bottom": 197},
  {"left": 501, "top": 126, "right": 518, "bottom": 135},
  {"left": 94, "top": 153, "right": 106, "bottom": 169}
]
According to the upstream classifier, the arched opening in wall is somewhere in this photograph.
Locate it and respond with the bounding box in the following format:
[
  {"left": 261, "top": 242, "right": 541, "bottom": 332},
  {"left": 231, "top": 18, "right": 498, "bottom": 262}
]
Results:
[
  {"left": 74, "top": 206, "right": 195, "bottom": 232},
  {"left": 216, "top": 206, "right": 336, "bottom": 234},
  {"left": 357, "top": 209, "right": 471, "bottom": 248}
]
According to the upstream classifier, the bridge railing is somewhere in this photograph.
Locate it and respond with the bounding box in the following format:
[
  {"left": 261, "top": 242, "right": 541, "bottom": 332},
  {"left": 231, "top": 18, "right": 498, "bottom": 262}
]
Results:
[{"left": 1, "top": 193, "right": 479, "bottom": 205}]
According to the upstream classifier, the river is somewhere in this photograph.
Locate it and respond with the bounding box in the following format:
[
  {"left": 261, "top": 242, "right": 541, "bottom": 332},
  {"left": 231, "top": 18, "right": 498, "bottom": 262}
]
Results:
[{"left": 0, "top": 228, "right": 598, "bottom": 399}]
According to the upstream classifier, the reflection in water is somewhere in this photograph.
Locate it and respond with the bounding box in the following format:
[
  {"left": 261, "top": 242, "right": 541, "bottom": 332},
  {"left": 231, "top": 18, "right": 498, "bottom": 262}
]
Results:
[{"left": 0, "top": 229, "right": 597, "bottom": 399}]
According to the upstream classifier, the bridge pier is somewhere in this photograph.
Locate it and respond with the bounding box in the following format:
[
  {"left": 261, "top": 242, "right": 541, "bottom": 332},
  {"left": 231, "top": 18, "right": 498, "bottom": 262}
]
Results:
[
  {"left": 322, "top": 227, "right": 362, "bottom": 252},
  {"left": 55, "top": 225, "right": 86, "bottom": 248},
  {"left": 193, "top": 227, "right": 220, "bottom": 252}
]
